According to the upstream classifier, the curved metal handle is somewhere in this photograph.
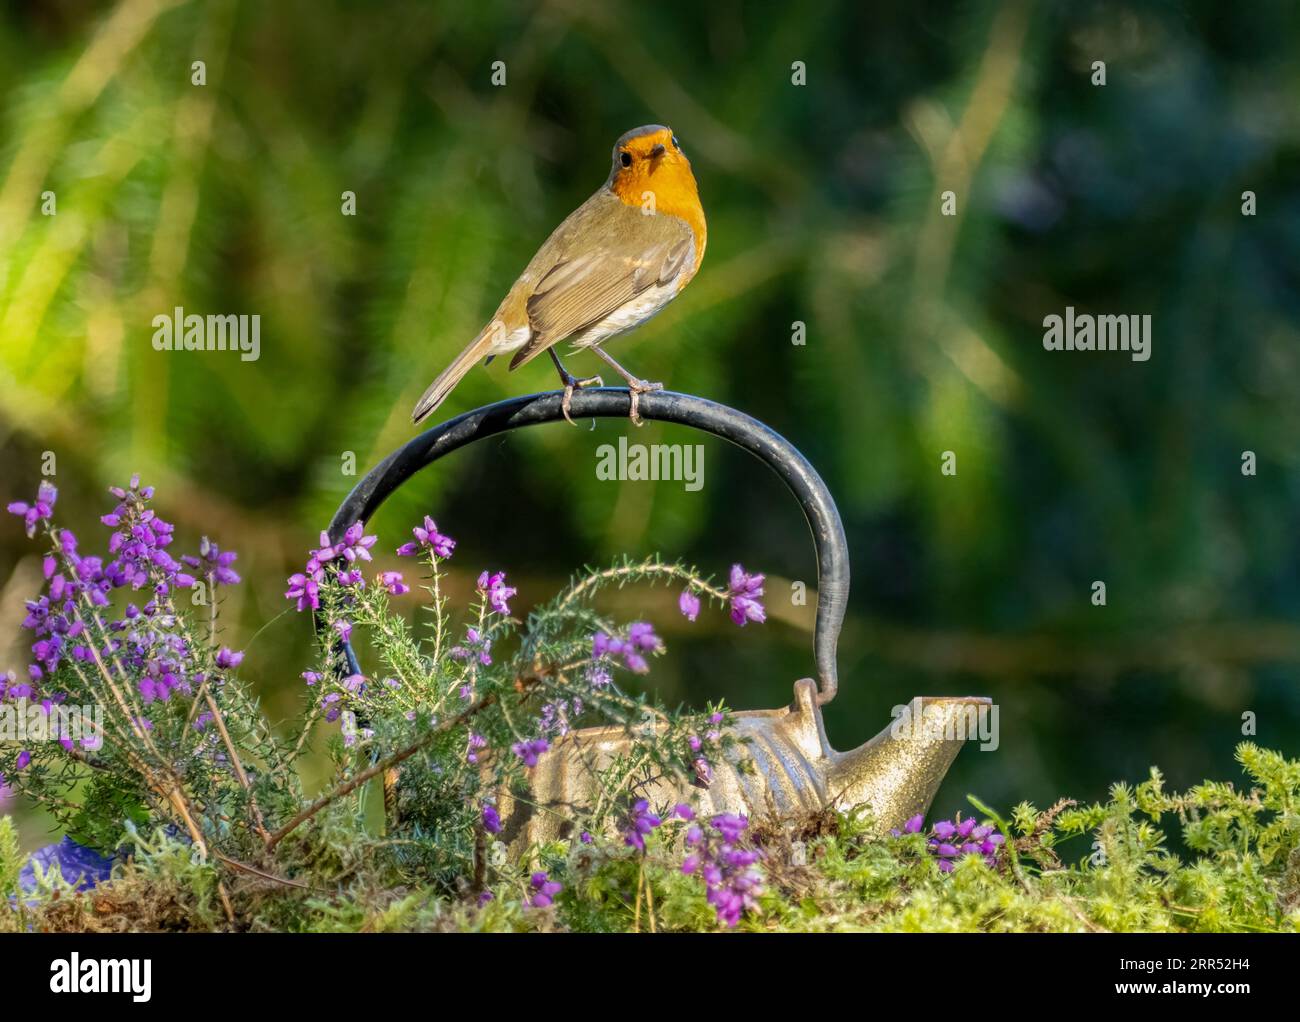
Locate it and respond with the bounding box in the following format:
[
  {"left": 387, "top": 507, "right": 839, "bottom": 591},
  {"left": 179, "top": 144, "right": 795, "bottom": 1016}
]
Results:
[{"left": 325, "top": 388, "right": 850, "bottom": 704}]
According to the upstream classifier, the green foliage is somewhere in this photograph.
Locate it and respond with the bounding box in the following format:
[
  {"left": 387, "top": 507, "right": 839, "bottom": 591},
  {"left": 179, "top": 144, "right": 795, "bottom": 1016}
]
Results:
[
  {"left": 0, "top": 815, "right": 20, "bottom": 901},
  {"left": 10, "top": 741, "right": 1300, "bottom": 933}
]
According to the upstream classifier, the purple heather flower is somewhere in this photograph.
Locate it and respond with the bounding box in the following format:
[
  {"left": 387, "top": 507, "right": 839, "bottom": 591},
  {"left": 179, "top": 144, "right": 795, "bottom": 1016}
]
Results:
[
  {"left": 285, "top": 572, "right": 320, "bottom": 612},
  {"left": 334, "top": 522, "right": 378, "bottom": 565},
  {"left": 903, "top": 814, "right": 924, "bottom": 834},
  {"left": 449, "top": 627, "right": 492, "bottom": 666},
  {"left": 627, "top": 621, "right": 661, "bottom": 653},
  {"left": 6, "top": 481, "right": 57, "bottom": 538},
  {"left": 678, "top": 588, "right": 701, "bottom": 622},
  {"left": 377, "top": 570, "right": 409, "bottom": 596},
  {"left": 466, "top": 732, "right": 487, "bottom": 764},
  {"left": 477, "top": 571, "right": 517, "bottom": 615},
  {"left": 181, "top": 536, "right": 241, "bottom": 588},
  {"left": 302, "top": 671, "right": 322, "bottom": 686},
  {"left": 681, "top": 813, "right": 764, "bottom": 928},
  {"left": 16, "top": 750, "right": 32, "bottom": 771},
  {"left": 397, "top": 516, "right": 456, "bottom": 558},
  {"left": 726, "top": 564, "right": 766, "bottom": 626},
  {"left": 623, "top": 798, "right": 663, "bottom": 852},
  {"left": 591, "top": 624, "right": 660, "bottom": 675},
  {"left": 713, "top": 814, "right": 749, "bottom": 846},
  {"left": 540, "top": 697, "right": 583, "bottom": 738},
  {"left": 482, "top": 803, "right": 501, "bottom": 834},
  {"left": 333, "top": 619, "right": 352, "bottom": 643},
  {"left": 900, "top": 816, "right": 1005, "bottom": 871},
  {"left": 511, "top": 737, "right": 549, "bottom": 768},
  {"left": 215, "top": 647, "right": 243, "bottom": 670},
  {"left": 674, "top": 803, "right": 695, "bottom": 821},
  {"left": 527, "top": 871, "right": 562, "bottom": 909}
]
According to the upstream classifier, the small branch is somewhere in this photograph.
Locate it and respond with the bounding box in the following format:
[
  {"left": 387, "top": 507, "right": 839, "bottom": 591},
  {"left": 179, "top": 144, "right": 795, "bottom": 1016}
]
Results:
[
  {"left": 202, "top": 689, "right": 270, "bottom": 843},
  {"left": 265, "top": 694, "right": 496, "bottom": 851}
]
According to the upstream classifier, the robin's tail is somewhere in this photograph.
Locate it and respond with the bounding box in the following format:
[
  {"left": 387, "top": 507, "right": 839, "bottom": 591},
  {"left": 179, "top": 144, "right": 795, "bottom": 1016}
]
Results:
[{"left": 411, "top": 331, "right": 497, "bottom": 425}]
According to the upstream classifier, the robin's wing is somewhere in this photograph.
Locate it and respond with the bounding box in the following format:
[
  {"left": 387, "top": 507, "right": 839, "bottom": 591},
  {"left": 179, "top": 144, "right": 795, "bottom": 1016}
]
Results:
[{"left": 508, "top": 204, "right": 693, "bottom": 371}]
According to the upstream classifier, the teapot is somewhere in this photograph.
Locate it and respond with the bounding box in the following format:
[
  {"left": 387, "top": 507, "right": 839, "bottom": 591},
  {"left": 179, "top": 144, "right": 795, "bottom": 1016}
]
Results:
[{"left": 328, "top": 389, "right": 989, "bottom": 847}]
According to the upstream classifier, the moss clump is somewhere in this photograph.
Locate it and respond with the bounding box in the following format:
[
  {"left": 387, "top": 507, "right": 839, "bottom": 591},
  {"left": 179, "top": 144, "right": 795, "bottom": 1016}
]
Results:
[{"left": 5, "top": 743, "right": 1297, "bottom": 933}]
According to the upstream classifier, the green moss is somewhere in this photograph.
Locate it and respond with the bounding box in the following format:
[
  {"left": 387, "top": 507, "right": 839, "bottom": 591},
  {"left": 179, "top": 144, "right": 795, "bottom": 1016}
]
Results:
[{"left": 5, "top": 742, "right": 1297, "bottom": 933}]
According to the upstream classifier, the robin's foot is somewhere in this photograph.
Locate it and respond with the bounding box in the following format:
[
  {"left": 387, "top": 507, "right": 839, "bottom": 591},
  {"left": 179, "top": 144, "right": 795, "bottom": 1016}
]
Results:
[
  {"left": 549, "top": 348, "right": 602, "bottom": 426},
  {"left": 560, "top": 372, "right": 604, "bottom": 426},
  {"left": 626, "top": 378, "right": 663, "bottom": 427},
  {"left": 588, "top": 346, "right": 663, "bottom": 427}
]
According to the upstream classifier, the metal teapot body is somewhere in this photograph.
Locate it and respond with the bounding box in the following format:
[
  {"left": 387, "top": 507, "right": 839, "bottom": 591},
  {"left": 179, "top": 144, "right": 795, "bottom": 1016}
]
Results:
[{"left": 498, "top": 677, "right": 991, "bottom": 849}]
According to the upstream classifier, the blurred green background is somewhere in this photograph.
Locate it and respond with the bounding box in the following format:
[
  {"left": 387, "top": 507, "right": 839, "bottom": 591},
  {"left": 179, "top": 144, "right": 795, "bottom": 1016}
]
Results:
[{"left": 2, "top": 0, "right": 1299, "bottom": 850}]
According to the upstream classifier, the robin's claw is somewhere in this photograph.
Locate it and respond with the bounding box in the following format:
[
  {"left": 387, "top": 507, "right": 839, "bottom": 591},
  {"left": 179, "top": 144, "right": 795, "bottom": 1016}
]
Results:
[
  {"left": 559, "top": 372, "right": 603, "bottom": 426},
  {"left": 626, "top": 379, "right": 662, "bottom": 426}
]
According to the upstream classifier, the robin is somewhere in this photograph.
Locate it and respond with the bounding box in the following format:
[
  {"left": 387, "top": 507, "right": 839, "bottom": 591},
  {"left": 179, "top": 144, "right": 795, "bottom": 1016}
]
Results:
[{"left": 411, "top": 124, "right": 706, "bottom": 427}]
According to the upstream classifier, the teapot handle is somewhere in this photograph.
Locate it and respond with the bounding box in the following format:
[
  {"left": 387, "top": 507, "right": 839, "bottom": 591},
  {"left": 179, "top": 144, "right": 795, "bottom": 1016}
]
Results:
[{"left": 325, "top": 389, "right": 850, "bottom": 705}]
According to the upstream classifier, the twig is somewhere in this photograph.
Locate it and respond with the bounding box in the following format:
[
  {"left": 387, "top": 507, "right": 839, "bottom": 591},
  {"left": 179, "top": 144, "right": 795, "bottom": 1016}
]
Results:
[{"left": 265, "top": 694, "right": 496, "bottom": 851}]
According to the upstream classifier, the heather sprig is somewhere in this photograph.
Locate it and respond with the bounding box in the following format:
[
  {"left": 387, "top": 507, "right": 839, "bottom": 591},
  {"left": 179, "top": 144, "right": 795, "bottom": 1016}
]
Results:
[{"left": 0, "top": 476, "right": 291, "bottom": 905}]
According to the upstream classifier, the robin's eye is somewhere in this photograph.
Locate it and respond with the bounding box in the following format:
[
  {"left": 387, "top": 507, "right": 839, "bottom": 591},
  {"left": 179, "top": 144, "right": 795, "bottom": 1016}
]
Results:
[
  {"left": 671, "top": 135, "right": 680, "bottom": 150},
  {"left": 620, "top": 151, "right": 632, "bottom": 168}
]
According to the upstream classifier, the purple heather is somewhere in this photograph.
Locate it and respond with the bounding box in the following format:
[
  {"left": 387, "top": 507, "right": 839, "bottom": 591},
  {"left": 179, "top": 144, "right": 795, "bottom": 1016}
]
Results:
[
  {"left": 396, "top": 515, "right": 456, "bottom": 558},
  {"left": 680, "top": 813, "right": 764, "bottom": 928},
  {"left": 623, "top": 798, "right": 663, "bottom": 852},
  {"left": 377, "top": 570, "right": 409, "bottom": 596},
  {"left": 511, "top": 737, "right": 549, "bottom": 768},
  {"left": 896, "top": 815, "right": 1006, "bottom": 870},
  {"left": 726, "top": 564, "right": 766, "bottom": 627},
  {"left": 527, "top": 871, "right": 562, "bottom": 909},
  {"left": 180, "top": 537, "right": 241, "bottom": 588},
  {"left": 591, "top": 623, "right": 661, "bottom": 675},
  {"left": 6, "top": 481, "right": 57, "bottom": 538},
  {"left": 678, "top": 588, "right": 701, "bottom": 621},
  {"left": 477, "top": 571, "right": 517, "bottom": 615},
  {"left": 215, "top": 647, "right": 244, "bottom": 670}
]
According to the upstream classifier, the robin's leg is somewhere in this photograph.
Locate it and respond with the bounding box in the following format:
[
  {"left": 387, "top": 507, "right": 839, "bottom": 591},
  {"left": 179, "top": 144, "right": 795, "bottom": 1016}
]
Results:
[
  {"left": 548, "top": 349, "right": 603, "bottom": 426},
  {"left": 588, "top": 347, "right": 662, "bottom": 427}
]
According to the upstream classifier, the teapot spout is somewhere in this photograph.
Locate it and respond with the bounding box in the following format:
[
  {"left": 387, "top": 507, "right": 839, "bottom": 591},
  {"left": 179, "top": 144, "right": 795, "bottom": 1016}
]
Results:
[{"left": 825, "top": 695, "right": 993, "bottom": 832}]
